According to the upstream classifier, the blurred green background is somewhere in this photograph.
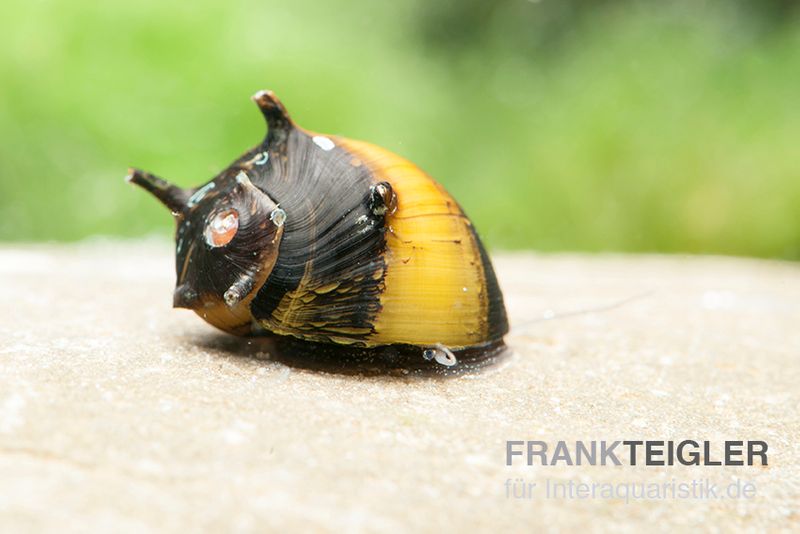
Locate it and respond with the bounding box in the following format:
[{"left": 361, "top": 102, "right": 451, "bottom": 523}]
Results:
[{"left": 1, "top": 0, "right": 799, "bottom": 257}]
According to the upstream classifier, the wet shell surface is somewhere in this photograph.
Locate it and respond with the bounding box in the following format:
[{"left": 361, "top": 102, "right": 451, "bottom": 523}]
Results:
[{"left": 128, "top": 90, "right": 509, "bottom": 374}]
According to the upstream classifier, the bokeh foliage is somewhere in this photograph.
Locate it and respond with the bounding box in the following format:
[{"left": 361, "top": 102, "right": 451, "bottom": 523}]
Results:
[{"left": 1, "top": 0, "right": 799, "bottom": 258}]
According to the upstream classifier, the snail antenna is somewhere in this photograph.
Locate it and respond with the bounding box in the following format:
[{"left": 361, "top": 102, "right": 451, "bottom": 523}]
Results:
[
  {"left": 251, "top": 90, "right": 293, "bottom": 145},
  {"left": 126, "top": 168, "right": 191, "bottom": 215}
]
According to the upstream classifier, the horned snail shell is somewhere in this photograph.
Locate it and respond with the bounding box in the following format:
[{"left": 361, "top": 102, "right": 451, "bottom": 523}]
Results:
[{"left": 128, "top": 90, "right": 508, "bottom": 373}]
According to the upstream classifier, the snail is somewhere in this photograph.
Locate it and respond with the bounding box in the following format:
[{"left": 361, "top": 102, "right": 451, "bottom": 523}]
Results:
[{"left": 128, "top": 90, "right": 508, "bottom": 373}]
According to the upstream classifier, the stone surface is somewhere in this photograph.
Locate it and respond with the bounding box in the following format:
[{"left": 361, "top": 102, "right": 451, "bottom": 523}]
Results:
[{"left": 0, "top": 242, "right": 798, "bottom": 532}]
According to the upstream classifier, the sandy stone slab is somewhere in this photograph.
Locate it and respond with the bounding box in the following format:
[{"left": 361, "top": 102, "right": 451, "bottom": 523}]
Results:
[{"left": 0, "top": 242, "right": 798, "bottom": 532}]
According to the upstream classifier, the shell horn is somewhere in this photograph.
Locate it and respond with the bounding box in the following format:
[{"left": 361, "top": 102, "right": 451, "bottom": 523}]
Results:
[
  {"left": 251, "top": 90, "right": 293, "bottom": 144},
  {"left": 126, "top": 168, "right": 191, "bottom": 215}
]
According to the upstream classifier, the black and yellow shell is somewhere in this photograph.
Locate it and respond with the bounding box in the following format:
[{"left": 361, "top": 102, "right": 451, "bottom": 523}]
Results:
[{"left": 129, "top": 90, "right": 508, "bottom": 373}]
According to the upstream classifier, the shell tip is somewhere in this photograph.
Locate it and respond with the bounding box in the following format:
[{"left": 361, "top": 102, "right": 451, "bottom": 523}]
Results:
[
  {"left": 251, "top": 89, "right": 278, "bottom": 110},
  {"left": 251, "top": 89, "right": 292, "bottom": 132},
  {"left": 126, "top": 167, "right": 189, "bottom": 214},
  {"left": 251, "top": 89, "right": 270, "bottom": 102},
  {"left": 223, "top": 288, "right": 242, "bottom": 307},
  {"left": 124, "top": 168, "right": 137, "bottom": 184}
]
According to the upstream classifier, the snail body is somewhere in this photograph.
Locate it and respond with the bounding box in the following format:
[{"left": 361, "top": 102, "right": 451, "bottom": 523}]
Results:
[{"left": 129, "top": 91, "right": 508, "bottom": 372}]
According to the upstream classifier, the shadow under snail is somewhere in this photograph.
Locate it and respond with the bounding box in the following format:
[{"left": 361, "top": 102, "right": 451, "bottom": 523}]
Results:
[{"left": 128, "top": 90, "right": 508, "bottom": 374}]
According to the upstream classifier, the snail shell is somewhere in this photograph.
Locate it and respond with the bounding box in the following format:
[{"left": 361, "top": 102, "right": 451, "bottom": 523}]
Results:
[{"left": 128, "top": 90, "right": 508, "bottom": 372}]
